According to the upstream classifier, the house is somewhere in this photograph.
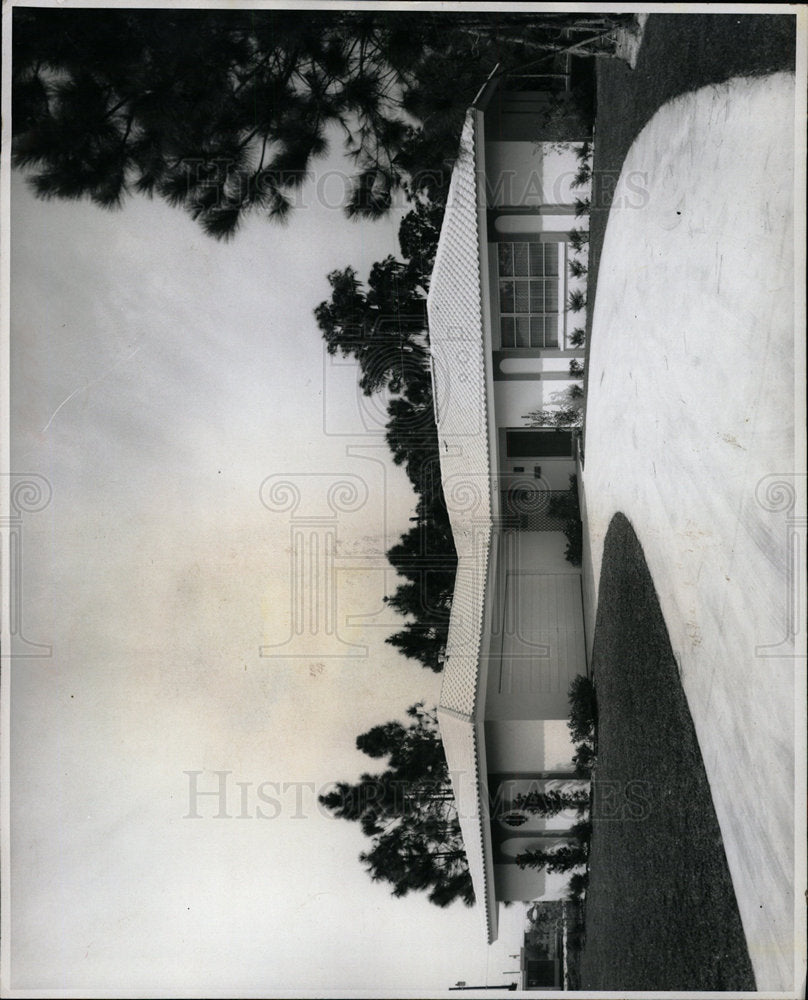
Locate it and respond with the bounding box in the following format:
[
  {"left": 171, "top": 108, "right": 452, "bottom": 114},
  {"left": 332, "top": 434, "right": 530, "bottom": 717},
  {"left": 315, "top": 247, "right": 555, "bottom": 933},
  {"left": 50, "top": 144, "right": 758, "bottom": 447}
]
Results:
[
  {"left": 520, "top": 901, "right": 564, "bottom": 989},
  {"left": 428, "top": 71, "right": 592, "bottom": 943}
]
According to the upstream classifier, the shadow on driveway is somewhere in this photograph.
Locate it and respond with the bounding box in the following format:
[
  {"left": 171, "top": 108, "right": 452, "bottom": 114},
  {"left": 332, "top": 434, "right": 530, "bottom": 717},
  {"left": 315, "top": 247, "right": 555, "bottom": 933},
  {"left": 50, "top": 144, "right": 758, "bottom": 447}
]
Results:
[{"left": 580, "top": 512, "right": 755, "bottom": 991}]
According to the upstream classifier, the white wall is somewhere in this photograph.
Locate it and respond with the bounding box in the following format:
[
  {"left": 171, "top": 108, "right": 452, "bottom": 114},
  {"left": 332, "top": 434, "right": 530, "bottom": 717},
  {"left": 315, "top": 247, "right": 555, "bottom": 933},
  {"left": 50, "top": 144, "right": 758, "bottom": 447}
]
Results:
[
  {"left": 485, "top": 142, "right": 585, "bottom": 207},
  {"left": 483, "top": 720, "right": 576, "bottom": 770},
  {"left": 485, "top": 719, "right": 545, "bottom": 771},
  {"left": 541, "top": 719, "right": 578, "bottom": 770},
  {"left": 495, "top": 863, "right": 545, "bottom": 902},
  {"left": 512, "top": 530, "right": 579, "bottom": 573},
  {"left": 493, "top": 379, "right": 582, "bottom": 427},
  {"left": 494, "top": 864, "right": 575, "bottom": 902}
]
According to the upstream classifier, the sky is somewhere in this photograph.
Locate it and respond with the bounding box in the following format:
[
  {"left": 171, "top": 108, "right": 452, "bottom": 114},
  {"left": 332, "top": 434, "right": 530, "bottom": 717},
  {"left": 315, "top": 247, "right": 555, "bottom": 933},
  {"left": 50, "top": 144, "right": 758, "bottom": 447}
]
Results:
[{"left": 4, "top": 99, "right": 528, "bottom": 996}]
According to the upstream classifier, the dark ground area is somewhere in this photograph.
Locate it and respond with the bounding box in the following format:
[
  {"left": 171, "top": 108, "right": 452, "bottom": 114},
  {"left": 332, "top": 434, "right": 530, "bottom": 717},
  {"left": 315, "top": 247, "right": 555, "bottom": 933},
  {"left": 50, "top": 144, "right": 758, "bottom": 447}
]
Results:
[
  {"left": 575, "top": 14, "right": 797, "bottom": 986},
  {"left": 579, "top": 513, "right": 756, "bottom": 991},
  {"left": 582, "top": 12, "right": 797, "bottom": 439}
]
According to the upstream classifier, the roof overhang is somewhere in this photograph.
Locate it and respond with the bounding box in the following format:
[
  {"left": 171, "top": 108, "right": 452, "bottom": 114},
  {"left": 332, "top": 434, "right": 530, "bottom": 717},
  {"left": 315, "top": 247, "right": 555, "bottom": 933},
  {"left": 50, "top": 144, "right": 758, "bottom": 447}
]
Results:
[{"left": 428, "top": 106, "right": 505, "bottom": 938}]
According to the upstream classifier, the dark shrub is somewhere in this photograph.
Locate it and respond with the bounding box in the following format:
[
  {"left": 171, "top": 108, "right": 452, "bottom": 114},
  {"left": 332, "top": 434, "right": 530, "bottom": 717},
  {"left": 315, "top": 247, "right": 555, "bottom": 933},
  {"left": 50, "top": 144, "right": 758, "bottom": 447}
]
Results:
[
  {"left": 563, "top": 517, "right": 583, "bottom": 566},
  {"left": 567, "top": 871, "right": 589, "bottom": 901},
  {"left": 568, "top": 674, "right": 597, "bottom": 745},
  {"left": 572, "top": 742, "right": 597, "bottom": 778}
]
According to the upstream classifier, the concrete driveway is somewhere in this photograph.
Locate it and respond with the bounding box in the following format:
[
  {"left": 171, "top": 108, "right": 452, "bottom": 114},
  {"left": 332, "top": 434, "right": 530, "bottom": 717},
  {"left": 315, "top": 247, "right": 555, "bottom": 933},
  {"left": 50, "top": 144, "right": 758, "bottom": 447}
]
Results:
[{"left": 581, "top": 72, "right": 803, "bottom": 992}]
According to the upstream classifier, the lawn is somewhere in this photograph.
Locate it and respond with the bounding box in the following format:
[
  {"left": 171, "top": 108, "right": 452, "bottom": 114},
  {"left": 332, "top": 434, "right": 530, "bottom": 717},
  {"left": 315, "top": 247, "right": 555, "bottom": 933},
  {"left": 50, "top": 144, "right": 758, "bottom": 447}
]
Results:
[
  {"left": 574, "top": 15, "right": 799, "bottom": 987},
  {"left": 579, "top": 514, "right": 755, "bottom": 991},
  {"left": 582, "top": 12, "right": 797, "bottom": 426}
]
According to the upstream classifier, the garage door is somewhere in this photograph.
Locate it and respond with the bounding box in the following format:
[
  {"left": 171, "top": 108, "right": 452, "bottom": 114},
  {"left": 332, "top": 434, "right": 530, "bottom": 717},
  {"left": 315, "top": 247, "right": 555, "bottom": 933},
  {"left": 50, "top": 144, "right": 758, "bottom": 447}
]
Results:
[{"left": 498, "top": 573, "right": 585, "bottom": 696}]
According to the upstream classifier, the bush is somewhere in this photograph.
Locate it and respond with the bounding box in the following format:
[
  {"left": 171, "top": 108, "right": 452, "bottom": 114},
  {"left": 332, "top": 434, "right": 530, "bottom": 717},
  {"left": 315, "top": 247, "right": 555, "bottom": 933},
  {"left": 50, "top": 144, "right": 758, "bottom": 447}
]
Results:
[
  {"left": 548, "top": 475, "right": 580, "bottom": 521},
  {"left": 567, "top": 289, "right": 587, "bottom": 313},
  {"left": 570, "top": 818, "right": 592, "bottom": 844},
  {"left": 572, "top": 162, "right": 591, "bottom": 189},
  {"left": 572, "top": 143, "right": 593, "bottom": 190},
  {"left": 567, "top": 872, "right": 589, "bottom": 902},
  {"left": 517, "top": 842, "right": 588, "bottom": 874},
  {"left": 569, "top": 327, "right": 586, "bottom": 348},
  {"left": 568, "top": 258, "right": 588, "bottom": 279},
  {"left": 572, "top": 741, "right": 597, "bottom": 778},
  {"left": 574, "top": 196, "right": 591, "bottom": 218},
  {"left": 568, "top": 674, "right": 597, "bottom": 745},
  {"left": 569, "top": 228, "right": 589, "bottom": 253},
  {"left": 563, "top": 517, "right": 583, "bottom": 566}
]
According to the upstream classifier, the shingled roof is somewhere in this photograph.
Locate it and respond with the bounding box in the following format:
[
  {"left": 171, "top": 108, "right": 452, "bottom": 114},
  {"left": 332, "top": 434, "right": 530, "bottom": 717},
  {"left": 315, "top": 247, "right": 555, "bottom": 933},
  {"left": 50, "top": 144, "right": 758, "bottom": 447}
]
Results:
[{"left": 427, "top": 108, "right": 499, "bottom": 943}]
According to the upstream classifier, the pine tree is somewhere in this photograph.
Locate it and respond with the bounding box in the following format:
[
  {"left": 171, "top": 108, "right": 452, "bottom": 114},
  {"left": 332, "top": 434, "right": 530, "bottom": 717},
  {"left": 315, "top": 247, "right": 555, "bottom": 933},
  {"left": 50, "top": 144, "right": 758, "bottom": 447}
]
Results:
[
  {"left": 13, "top": 8, "right": 634, "bottom": 236},
  {"left": 320, "top": 703, "right": 474, "bottom": 907}
]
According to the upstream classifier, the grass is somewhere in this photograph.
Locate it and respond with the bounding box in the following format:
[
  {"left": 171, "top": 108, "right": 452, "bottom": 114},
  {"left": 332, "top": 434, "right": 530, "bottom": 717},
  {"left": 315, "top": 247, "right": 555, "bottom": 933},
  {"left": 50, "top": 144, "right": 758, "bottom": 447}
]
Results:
[
  {"left": 582, "top": 12, "right": 797, "bottom": 438},
  {"left": 579, "top": 513, "right": 755, "bottom": 991},
  {"left": 565, "top": 14, "right": 796, "bottom": 987}
]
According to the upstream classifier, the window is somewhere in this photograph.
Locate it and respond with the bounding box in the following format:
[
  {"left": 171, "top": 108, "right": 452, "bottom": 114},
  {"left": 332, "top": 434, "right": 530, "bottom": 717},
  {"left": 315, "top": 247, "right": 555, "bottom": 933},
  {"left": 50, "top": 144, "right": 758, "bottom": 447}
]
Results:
[
  {"left": 498, "top": 242, "right": 559, "bottom": 349},
  {"left": 506, "top": 430, "right": 573, "bottom": 459}
]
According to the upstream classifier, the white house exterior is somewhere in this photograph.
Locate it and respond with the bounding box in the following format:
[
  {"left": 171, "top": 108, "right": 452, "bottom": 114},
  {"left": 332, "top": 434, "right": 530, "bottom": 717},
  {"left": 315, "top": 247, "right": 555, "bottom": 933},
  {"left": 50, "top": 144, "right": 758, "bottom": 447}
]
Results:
[{"left": 428, "top": 78, "right": 591, "bottom": 943}]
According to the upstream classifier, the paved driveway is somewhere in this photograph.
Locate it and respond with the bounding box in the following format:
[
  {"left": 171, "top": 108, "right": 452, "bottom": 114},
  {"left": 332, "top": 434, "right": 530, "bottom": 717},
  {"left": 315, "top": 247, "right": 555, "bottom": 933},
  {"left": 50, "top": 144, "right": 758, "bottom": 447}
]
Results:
[{"left": 581, "top": 72, "right": 802, "bottom": 992}]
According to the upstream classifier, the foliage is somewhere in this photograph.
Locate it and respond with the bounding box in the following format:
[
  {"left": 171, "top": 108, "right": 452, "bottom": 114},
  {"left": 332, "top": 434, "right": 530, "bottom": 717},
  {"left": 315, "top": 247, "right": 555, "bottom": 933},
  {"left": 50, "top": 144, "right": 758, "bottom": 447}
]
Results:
[
  {"left": 567, "top": 871, "right": 589, "bottom": 901},
  {"left": 568, "top": 258, "right": 588, "bottom": 279},
  {"left": 574, "top": 196, "right": 591, "bottom": 218},
  {"left": 319, "top": 702, "right": 474, "bottom": 907},
  {"left": 572, "top": 741, "right": 598, "bottom": 778},
  {"left": 516, "top": 840, "right": 588, "bottom": 874},
  {"left": 569, "top": 358, "right": 585, "bottom": 378},
  {"left": 572, "top": 141, "right": 593, "bottom": 190},
  {"left": 548, "top": 474, "right": 580, "bottom": 521},
  {"left": 567, "top": 288, "right": 587, "bottom": 313},
  {"left": 510, "top": 787, "right": 590, "bottom": 818},
  {"left": 314, "top": 163, "right": 458, "bottom": 675},
  {"left": 397, "top": 200, "right": 444, "bottom": 293},
  {"left": 563, "top": 518, "right": 584, "bottom": 567},
  {"left": 569, "top": 327, "right": 586, "bottom": 348},
  {"left": 546, "top": 474, "right": 583, "bottom": 568},
  {"left": 568, "top": 675, "right": 597, "bottom": 745},
  {"left": 569, "top": 228, "right": 590, "bottom": 253},
  {"left": 12, "top": 10, "right": 634, "bottom": 237},
  {"left": 314, "top": 258, "right": 429, "bottom": 396},
  {"left": 568, "top": 674, "right": 597, "bottom": 775},
  {"left": 527, "top": 899, "right": 563, "bottom": 928},
  {"left": 523, "top": 385, "right": 585, "bottom": 429},
  {"left": 573, "top": 162, "right": 592, "bottom": 188}
]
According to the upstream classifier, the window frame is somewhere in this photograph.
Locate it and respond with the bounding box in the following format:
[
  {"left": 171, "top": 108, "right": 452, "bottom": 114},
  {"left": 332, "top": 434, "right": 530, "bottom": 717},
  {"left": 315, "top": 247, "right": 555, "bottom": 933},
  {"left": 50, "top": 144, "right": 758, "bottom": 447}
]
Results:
[{"left": 495, "top": 241, "right": 562, "bottom": 350}]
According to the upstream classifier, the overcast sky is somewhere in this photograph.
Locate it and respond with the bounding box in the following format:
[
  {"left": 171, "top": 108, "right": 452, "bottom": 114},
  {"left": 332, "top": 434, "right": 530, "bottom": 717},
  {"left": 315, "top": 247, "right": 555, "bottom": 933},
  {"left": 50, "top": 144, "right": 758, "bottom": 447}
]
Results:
[{"left": 7, "top": 116, "right": 526, "bottom": 994}]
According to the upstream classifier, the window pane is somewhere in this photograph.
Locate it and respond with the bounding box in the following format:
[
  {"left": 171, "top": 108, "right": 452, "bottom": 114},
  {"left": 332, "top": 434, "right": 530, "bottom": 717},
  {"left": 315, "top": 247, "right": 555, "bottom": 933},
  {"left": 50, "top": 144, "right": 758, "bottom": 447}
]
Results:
[
  {"left": 545, "top": 281, "right": 559, "bottom": 312},
  {"left": 498, "top": 243, "right": 513, "bottom": 276},
  {"left": 515, "top": 317, "right": 530, "bottom": 348},
  {"left": 501, "top": 316, "right": 515, "bottom": 347},
  {"left": 529, "top": 281, "right": 545, "bottom": 313},
  {"left": 533, "top": 316, "right": 556, "bottom": 348},
  {"left": 544, "top": 243, "right": 559, "bottom": 276},
  {"left": 514, "top": 280, "right": 530, "bottom": 313},
  {"left": 529, "top": 243, "right": 545, "bottom": 276},
  {"left": 513, "top": 243, "right": 529, "bottom": 276},
  {"left": 499, "top": 280, "right": 515, "bottom": 312}
]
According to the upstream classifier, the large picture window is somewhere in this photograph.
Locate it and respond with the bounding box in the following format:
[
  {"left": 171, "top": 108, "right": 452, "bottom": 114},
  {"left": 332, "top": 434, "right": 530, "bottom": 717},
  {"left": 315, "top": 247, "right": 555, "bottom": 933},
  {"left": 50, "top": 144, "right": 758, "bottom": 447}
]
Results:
[{"left": 498, "top": 241, "right": 559, "bottom": 349}]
